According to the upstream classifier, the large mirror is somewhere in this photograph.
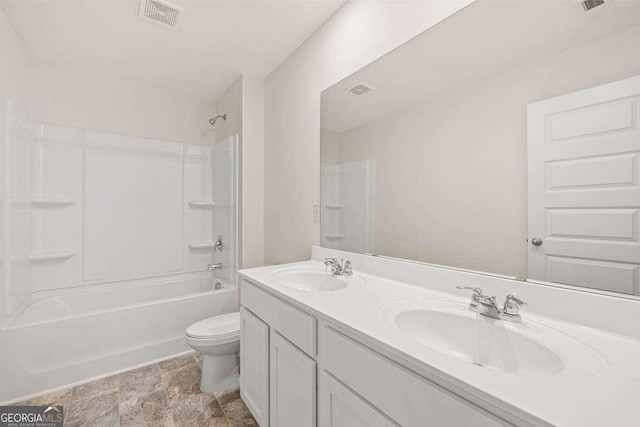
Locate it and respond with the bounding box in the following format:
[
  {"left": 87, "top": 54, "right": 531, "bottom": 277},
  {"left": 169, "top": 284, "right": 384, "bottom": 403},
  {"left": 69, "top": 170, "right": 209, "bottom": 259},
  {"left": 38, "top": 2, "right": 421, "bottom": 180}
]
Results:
[{"left": 320, "top": 0, "right": 640, "bottom": 297}]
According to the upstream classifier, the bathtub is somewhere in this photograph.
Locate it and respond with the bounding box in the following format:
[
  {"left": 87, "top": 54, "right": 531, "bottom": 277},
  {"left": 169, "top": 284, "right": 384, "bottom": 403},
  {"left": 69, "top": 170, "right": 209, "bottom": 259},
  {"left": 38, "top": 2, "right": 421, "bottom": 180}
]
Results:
[{"left": 0, "top": 273, "right": 237, "bottom": 403}]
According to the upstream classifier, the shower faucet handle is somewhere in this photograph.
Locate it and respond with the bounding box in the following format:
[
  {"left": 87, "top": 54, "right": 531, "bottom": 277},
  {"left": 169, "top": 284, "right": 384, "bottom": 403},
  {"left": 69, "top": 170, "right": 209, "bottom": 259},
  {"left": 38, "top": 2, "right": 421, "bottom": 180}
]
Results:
[{"left": 208, "top": 263, "right": 222, "bottom": 271}]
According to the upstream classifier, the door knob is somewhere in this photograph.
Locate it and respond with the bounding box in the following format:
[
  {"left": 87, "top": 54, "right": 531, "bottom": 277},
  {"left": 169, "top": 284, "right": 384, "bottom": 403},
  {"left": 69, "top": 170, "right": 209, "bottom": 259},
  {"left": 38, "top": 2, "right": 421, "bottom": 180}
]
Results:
[{"left": 531, "top": 237, "right": 543, "bottom": 246}]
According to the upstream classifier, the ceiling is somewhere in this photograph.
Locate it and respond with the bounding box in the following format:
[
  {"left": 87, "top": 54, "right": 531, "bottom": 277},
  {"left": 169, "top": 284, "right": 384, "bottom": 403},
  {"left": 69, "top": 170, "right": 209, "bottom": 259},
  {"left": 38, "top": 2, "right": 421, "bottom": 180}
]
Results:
[
  {"left": 322, "top": 0, "right": 640, "bottom": 133},
  {"left": 1, "top": 0, "right": 345, "bottom": 101}
]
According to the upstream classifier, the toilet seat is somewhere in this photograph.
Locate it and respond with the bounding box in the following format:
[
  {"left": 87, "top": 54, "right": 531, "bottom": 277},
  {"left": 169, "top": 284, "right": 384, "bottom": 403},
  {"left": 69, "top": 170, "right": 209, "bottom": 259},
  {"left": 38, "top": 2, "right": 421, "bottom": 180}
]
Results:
[{"left": 186, "top": 312, "right": 240, "bottom": 340}]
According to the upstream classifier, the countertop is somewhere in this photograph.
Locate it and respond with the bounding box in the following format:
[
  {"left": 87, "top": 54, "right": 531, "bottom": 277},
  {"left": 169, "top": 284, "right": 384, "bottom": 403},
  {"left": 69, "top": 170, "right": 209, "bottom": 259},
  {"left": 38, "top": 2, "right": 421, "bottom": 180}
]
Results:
[{"left": 239, "top": 259, "right": 640, "bottom": 427}]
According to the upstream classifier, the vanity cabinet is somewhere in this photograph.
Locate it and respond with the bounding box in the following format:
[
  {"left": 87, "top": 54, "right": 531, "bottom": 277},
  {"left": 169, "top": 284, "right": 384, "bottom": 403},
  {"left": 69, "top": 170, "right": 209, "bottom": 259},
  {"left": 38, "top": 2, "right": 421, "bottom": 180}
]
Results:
[
  {"left": 319, "top": 371, "right": 395, "bottom": 427},
  {"left": 240, "top": 307, "right": 270, "bottom": 426},
  {"left": 241, "top": 279, "right": 317, "bottom": 427},
  {"left": 240, "top": 278, "right": 509, "bottom": 427},
  {"left": 320, "top": 326, "right": 503, "bottom": 427},
  {"left": 270, "top": 331, "right": 316, "bottom": 426}
]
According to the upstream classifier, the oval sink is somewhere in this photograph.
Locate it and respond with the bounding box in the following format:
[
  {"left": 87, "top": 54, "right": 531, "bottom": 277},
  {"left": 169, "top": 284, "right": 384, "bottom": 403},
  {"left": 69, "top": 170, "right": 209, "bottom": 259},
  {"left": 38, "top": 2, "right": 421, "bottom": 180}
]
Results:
[
  {"left": 395, "top": 308, "right": 563, "bottom": 375},
  {"left": 380, "top": 299, "right": 608, "bottom": 377},
  {"left": 270, "top": 267, "right": 365, "bottom": 292}
]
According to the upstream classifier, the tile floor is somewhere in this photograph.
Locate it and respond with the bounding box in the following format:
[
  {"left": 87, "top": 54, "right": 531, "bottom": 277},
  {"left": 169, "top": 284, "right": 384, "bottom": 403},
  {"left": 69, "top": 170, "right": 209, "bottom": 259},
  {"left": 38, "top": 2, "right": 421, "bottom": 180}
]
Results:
[{"left": 17, "top": 351, "right": 258, "bottom": 427}]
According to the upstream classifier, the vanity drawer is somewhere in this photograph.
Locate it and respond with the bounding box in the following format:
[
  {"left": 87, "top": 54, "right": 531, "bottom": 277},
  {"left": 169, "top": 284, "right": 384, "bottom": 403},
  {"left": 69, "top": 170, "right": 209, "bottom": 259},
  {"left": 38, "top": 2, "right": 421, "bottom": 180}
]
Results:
[
  {"left": 241, "top": 279, "right": 316, "bottom": 356},
  {"left": 320, "top": 327, "right": 507, "bottom": 427}
]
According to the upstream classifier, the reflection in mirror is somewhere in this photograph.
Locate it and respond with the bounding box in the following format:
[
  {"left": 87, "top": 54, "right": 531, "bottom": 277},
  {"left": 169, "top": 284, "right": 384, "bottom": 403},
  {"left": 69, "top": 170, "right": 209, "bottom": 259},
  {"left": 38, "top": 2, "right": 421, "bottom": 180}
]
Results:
[{"left": 320, "top": 0, "right": 640, "bottom": 296}]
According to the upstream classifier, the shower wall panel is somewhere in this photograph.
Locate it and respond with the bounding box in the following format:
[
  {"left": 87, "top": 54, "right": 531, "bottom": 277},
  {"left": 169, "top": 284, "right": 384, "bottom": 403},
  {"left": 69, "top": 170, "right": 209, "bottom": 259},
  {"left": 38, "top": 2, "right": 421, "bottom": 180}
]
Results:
[
  {"left": 84, "top": 138, "right": 183, "bottom": 282},
  {"left": 320, "top": 160, "right": 375, "bottom": 254},
  {"left": 0, "top": 97, "right": 229, "bottom": 318}
]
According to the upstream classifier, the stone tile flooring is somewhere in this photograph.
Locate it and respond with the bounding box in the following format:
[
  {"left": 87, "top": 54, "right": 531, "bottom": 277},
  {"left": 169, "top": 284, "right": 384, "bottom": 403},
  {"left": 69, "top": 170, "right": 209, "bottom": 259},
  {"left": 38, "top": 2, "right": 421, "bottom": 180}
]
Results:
[{"left": 17, "top": 351, "right": 257, "bottom": 427}]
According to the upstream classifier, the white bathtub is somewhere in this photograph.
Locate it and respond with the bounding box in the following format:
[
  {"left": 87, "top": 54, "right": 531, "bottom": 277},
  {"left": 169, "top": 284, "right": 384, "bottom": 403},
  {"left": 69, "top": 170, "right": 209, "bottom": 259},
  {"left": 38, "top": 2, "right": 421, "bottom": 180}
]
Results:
[{"left": 0, "top": 273, "right": 237, "bottom": 403}]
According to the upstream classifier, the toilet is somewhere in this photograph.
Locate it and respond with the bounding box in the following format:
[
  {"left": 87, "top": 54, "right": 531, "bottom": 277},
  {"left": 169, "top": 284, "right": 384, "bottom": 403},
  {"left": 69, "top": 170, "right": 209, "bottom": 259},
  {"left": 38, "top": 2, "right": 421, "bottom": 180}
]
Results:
[{"left": 186, "top": 311, "right": 240, "bottom": 393}]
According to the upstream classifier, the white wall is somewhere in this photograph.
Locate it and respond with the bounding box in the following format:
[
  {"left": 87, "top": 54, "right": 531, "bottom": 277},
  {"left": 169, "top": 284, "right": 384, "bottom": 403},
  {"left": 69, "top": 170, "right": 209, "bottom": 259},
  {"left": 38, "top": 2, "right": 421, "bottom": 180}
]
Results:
[
  {"left": 26, "top": 61, "right": 216, "bottom": 146},
  {"left": 241, "top": 75, "right": 265, "bottom": 268},
  {"left": 0, "top": 8, "right": 27, "bottom": 102},
  {"left": 263, "top": 1, "right": 473, "bottom": 264},
  {"left": 326, "top": 24, "right": 640, "bottom": 277},
  {"left": 214, "top": 77, "right": 242, "bottom": 145},
  {"left": 320, "top": 129, "right": 341, "bottom": 164}
]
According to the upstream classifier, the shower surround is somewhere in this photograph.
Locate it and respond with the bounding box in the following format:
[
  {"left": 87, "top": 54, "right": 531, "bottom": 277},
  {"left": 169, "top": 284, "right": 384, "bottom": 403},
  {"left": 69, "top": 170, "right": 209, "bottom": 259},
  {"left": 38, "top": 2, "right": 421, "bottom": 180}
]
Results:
[{"left": 0, "top": 97, "right": 238, "bottom": 403}]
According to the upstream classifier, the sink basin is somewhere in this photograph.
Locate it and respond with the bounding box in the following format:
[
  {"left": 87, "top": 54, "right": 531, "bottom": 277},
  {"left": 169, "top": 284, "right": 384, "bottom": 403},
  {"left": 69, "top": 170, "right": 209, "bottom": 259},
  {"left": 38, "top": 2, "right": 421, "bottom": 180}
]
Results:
[
  {"left": 380, "top": 299, "right": 607, "bottom": 377},
  {"left": 270, "top": 267, "right": 365, "bottom": 292}
]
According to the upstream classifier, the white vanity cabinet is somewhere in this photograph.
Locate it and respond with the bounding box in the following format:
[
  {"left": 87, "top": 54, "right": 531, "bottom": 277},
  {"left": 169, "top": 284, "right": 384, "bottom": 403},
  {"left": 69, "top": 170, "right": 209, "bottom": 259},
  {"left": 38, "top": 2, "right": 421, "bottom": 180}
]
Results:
[
  {"left": 240, "top": 278, "right": 510, "bottom": 427},
  {"left": 240, "top": 279, "right": 318, "bottom": 427},
  {"left": 270, "top": 330, "right": 316, "bottom": 426},
  {"left": 320, "top": 327, "right": 504, "bottom": 427},
  {"left": 240, "top": 307, "right": 270, "bottom": 426},
  {"left": 319, "top": 371, "right": 396, "bottom": 427}
]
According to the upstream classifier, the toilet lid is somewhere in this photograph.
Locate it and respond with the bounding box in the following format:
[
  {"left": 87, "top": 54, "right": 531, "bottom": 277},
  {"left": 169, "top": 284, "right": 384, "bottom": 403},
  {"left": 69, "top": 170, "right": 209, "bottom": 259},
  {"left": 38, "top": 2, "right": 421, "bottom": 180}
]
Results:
[{"left": 186, "top": 312, "right": 240, "bottom": 339}]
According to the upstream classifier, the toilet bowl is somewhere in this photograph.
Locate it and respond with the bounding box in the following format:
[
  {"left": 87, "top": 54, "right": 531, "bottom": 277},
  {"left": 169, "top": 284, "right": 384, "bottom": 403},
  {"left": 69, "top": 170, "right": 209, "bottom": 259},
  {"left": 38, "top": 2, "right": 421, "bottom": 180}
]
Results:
[{"left": 186, "top": 311, "right": 240, "bottom": 393}]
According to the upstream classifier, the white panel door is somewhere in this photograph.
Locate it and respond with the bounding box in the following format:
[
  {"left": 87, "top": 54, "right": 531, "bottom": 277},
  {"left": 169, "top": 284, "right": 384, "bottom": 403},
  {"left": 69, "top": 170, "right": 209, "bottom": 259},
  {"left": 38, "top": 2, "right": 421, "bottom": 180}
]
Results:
[
  {"left": 528, "top": 75, "right": 640, "bottom": 295},
  {"left": 240, "top": 307, "right": 270, "bottom": 427},
  {"left": 270, "top": 331, "right": 316, "bottom": 427},
  {"left": 319, "top": 371, "right": 395, "bottom": 427}
]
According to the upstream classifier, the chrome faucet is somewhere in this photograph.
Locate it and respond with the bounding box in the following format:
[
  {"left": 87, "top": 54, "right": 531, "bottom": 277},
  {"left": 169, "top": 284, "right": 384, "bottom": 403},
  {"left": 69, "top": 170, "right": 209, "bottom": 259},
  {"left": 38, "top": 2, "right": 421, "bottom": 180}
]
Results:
[
  {"left": 324, "top": 258, "right": 353, "bottom": 276},
  {"left": 208, "top": 263, "right": 222, "bottom": 271},
  {"left": 456, "top": 286, "right": 526, "bottom": 323}
]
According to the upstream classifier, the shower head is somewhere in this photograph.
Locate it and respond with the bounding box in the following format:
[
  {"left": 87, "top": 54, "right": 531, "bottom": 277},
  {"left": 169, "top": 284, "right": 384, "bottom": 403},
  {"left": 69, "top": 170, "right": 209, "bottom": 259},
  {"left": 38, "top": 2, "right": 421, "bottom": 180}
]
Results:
[{"left": 209, "top": 114, "right": 227, "bottom": 126}]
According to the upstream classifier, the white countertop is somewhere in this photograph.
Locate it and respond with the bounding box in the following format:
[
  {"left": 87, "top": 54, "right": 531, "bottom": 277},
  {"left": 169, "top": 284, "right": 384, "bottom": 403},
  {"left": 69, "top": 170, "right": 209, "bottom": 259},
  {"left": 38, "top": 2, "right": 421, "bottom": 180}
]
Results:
[{"left": 239, "top": 259, "right": 640, "bottom": 427}]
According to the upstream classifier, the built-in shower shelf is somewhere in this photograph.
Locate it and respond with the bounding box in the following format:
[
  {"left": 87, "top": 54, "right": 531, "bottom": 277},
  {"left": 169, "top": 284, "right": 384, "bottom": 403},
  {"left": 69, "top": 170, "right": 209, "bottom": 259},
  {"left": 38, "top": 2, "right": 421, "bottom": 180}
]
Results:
[
  {"left": 14, "top": 250, "right": 77, "bottom": 262},
  {"left": 11, "top": 197, "right": 77, "bottom": 207},
  {"left": 188, "top": 241, "right": 216, "bottom": 250},
  {"left": 188, "top": 201, "right": 216, "bottom": 208},
  {"left": 31, "top": 197, "right": 77, "bottom": 207},
  {"left": 325, "top": 233, "right": 345, "bottom": 240},
  {"left": 324, "top": 204, "right": 344, "bottom": 210}
]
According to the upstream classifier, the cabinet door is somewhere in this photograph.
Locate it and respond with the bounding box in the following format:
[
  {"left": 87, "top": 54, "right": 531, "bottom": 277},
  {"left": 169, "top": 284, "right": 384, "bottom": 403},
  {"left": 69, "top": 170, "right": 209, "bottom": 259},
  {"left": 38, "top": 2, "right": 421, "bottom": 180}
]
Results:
[
  {"left": 240, "top": 307, "right": 269, "bottom": 427},
  {"left": 270, "top": 331, "right": 316, "bottom": 427},
  {"left": 319, "top": 371, "right": 394, "bottom": 427}
]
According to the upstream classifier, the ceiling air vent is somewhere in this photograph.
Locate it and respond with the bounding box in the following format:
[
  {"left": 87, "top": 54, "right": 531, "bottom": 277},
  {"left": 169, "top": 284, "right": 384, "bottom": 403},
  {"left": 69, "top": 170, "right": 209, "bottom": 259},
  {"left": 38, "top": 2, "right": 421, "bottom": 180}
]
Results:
[
  {"left": 580, "top": 0, "right": 605, "bottom": 12},
  {"left": 346, "top": 83, "right": 375, "bottom": 96},
  {"left": 139, "top": 0, "right": 183, "bottom": 29},
  {"left": 574, "top": 0, "right": 614, "bottom": 18}
]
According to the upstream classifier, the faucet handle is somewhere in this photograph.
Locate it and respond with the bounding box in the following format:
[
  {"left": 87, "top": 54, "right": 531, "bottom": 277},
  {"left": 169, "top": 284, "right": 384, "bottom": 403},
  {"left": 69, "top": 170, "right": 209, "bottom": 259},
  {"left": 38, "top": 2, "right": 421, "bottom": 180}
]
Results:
[
  {"left": 502, "top": 294, "right": 526, "bottom": 322},
  {"left": 343, "top": 260, "right": 353, "bottom": 276},
  {"left": 504, "top": 294, "right": 526, "bottom": 308},
  {"left": 324, "top": 258, "right": 337, "bottom": 268},
  {"left": 456, "top": 286, "right": 483, "bottom": 295}
]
